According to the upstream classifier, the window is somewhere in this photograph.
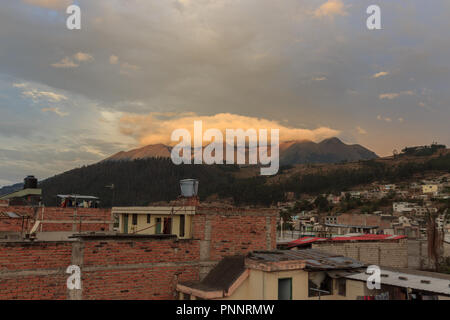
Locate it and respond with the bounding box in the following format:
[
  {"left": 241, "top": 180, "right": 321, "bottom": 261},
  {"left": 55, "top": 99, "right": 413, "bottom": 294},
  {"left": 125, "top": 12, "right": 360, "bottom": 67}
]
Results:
[
  {"left": 308, "top": 272, "right": 332, "bottom": 297},
  {"left": 113, "top": 214, "right": 119, "bottom": 228},
  {"left": 155, "top": 218, "right": 162, "bottom": 234},
  {"left": 337, "top": 278, "right": 346, "bottom": 296},
  {"left": 278, "top": 278, "right": 292, "bottom": 300},
  {"left": 179, "top": 215, "right": 185, "bottom": 237},
  {"left": 123, "top": 214, "right": 129, "bottom": 234},
  {"left": 132, "top": 214, "right": 138, "bottom": 226},
  {"left": 147, "top": 214, "right": 151, "bottom": 224}
]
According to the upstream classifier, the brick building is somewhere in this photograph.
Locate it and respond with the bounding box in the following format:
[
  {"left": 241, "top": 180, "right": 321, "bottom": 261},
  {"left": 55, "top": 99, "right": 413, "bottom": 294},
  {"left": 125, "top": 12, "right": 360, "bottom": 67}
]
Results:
[
  {"left": 0, "top": 206, "right": 112, "bottom": 238},
  {"left": 337, "top": 213, "right": 394, "bottom": 231},
  {"left": 288, "top": 234, "right": 408, "bottom": 268},
  {"left": 0, "top": 204, "right": 277, "bottom": 300}
]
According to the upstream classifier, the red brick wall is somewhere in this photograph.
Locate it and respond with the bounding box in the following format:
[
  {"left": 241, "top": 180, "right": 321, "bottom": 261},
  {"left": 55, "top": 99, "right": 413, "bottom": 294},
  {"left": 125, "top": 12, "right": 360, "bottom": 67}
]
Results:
[
  {"left": 0, "top": 217, "right": 30, "bottom": 232},
  {"left": 194, "top": 206, "right": 277, "bottom": 258},
  {"left": 0, "top": 206, "right": 111, "bottom": 233},
  {"left": 0, "top": 241, "right": 72, "bottom": 271},
  {"left": 81, "top": 239, "right": 200, "bottom": 300},
  {"left": 207, "top": 214, "right": 275, "bottom": 260},
  {"left": 82, "top": 239, "right": 199, "bottom": 266},
  {"left": 0, "top": 206, "right": 35, "bottom": 232},
  {"left": 0, "top": 241, "right": 72, "bottom": 300},
  {"left": 337, "top": 213, "right": 391, "bottom": 229},
  {"left": 0, "top": 207, "right": 277, "bottom": 300},
  {"left": 0, "top": 275, "right": 67, "bottom": 300}
]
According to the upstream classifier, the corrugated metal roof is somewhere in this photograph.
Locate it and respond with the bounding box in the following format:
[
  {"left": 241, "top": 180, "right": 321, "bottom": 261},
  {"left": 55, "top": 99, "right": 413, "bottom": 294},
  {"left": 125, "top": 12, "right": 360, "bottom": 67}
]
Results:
[
  {"left": 247, "top": 249, "right": 365, "bottom": 270},
  {"left": 288, "top": 234, "right": 407, "bottom": 248},
  {"left": 57, "top": 195, "right": 99, "bottom": 200},
  {"left": 324, "top": 223, "right": 378, "bottom": 229},
  {"left": 0, "top": 211, "right": 27, "bottom": 218},
  {"left": 345, "top": 268, "right": 450, "bottom": 296}
]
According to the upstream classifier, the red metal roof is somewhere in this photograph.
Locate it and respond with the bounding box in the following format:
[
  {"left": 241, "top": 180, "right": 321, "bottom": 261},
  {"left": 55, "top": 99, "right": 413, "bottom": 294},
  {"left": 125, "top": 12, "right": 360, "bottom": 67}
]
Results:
[{"left": 288, "top": 234, "right": 407, "bottom": 248}]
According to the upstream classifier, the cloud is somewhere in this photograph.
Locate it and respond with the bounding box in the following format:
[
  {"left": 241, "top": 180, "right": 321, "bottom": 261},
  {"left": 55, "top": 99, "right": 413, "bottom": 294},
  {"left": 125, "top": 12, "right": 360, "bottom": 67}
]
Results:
[
  {"left": 109, "top": 55, "right": 119, "bottom": 65},
  {"left": 108, "top": 55, "right": 139, "bottom": 75},
  {"left": 377, "top": 115, "right": 404, "bottom": 123},
  {"left": 22, "top": 89, "right": 67, "bottom": 102},
  {"left": 313, "top": 76, "right": 327, "bottom": 81},
  {"left": 377, "top": 115, "right": 391, "bottom": 122},
  {"left": 356, "top": 126, "right": 367, "bottom": 135},
  {"left": 51, "top": 52, "right": 94, "bottom": 68},
  {"left": 51, "top": 57, "right": 79, "bottom": 68},
  {"left": 120, "top": 62, "right": 140, "bottom": 76},
  {"left": 73, "top": 52, "right": 94, "bottom": 62},
  {"left": 379, "top": 93, "right": 399, "bottom": 100},
  {"left": 12, "top": 83, "right": 26, "bottom": 88},
  {"left": 41, "top": 107, "right": 69, "bottom": 117},
  {"left": 313, "top": 0, "right": 348, "bottom": 18},
  {"left": 119, "top": 112, "right": 340, "bottom": 146},
  {"left": 372, "top": 71, "right": 389, "bottom": 79},
  {"left": 22, "top": 0, "right": 71, "bottom": 10},
  {"left": 379, "top": 91, "right": 414, "bottom": 100}
]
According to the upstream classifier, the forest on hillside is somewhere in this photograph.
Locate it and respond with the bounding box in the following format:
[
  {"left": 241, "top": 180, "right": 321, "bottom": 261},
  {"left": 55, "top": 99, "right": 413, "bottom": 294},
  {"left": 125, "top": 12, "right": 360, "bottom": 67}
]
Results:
[{"left": 37, "top": 154, "right": 450, "bottom": 207}]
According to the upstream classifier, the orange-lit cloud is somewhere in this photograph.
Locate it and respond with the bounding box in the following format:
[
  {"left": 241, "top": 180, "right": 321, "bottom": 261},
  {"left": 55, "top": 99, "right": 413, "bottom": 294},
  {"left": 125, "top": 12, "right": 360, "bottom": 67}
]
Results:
[
  {"left": 22, "top": 0, "right": 71, "bottom": 10},
  {"left": 119, "top": 112, "right": 340, "bottom": 146},
  {"left": 313, "top": 0, "right": 348, "bottom": 18}
]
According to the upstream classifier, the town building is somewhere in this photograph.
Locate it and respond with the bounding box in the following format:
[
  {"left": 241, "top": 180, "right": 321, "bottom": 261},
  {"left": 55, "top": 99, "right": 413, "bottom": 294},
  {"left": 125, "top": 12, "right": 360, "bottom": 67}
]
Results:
[
  {"left": 287, "top": 234, "right": 408, "bottom": 268},
  {"left": 422, "top": 184, "right": 440, "bottom": 194},
  {"left": 177, "top": 250, "right": 450, "bottom": 300},
  {"left": 0, "top": 179, "right": 278, "bottom": 299},
  {"left": 177, "top": 249, "right": 366, "bottom": 300},
  {"left": 345, "top": 267, "right": 450, "bottom": 300}
]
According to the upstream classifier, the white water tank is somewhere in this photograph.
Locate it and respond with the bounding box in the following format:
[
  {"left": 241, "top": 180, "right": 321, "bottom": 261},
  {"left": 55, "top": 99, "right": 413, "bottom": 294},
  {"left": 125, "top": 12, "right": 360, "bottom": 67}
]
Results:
[{"left": 180, "top": 179, "right": 199, "bottom": 197}]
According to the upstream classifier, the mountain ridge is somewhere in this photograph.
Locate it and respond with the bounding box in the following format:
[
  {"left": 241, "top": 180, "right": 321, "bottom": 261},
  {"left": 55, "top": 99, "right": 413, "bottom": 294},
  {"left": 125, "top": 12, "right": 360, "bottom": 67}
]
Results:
[{"left": 105, "top": 137, "right": 379, "bottom": 165}]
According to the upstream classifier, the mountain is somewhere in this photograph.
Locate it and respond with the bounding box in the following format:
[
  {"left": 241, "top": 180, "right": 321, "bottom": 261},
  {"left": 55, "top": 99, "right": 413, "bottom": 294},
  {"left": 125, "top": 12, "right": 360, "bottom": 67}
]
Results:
[
  {"left": 1, "top": 146, "right": 448, "bottom": 208},
  {"left": 279, "top": 137, "right": 378, "bottom": 165},
  {"left": 0, "top": 182, "right": 23, "bottom": 196},
  {"left": 104, "top": 137, "right": 378, "bottom": 165},
  {"left": 104, "top": 144, "right": 172, "bottom": 161}
]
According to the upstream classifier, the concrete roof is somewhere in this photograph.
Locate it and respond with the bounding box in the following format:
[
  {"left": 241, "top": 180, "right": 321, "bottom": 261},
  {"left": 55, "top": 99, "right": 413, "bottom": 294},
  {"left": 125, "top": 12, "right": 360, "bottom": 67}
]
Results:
[
  {"left": 111, "top": 206, "right": 196, "bottom": 215},
  {"left": 0, "top": 188, "right": 41, "bottom": 200}
]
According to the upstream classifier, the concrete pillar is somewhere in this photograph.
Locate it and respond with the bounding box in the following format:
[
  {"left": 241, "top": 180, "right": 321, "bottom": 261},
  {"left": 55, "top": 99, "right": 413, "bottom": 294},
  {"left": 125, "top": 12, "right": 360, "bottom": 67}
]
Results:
[
  {"left": 266, "top": 216, "right": 272, "bottom": 250},
  {"left": 67, "top": 241, "right": 84, "bottom": 300},
  {"left": 199, "top": 216, "right": 212, "bottom": 280}
]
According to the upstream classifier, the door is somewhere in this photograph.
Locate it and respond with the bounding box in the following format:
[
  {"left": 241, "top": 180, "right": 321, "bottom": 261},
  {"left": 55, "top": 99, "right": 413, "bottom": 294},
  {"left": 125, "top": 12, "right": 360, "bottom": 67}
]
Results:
[
  {"left": 163, "top": 217, "right": 172, "bottom": 234},
  {"left": 179, "top": 215, "right": 185, "bottom": 237},
  {"left": 278, "top": 278, "right": 292, "bottom": 300}
]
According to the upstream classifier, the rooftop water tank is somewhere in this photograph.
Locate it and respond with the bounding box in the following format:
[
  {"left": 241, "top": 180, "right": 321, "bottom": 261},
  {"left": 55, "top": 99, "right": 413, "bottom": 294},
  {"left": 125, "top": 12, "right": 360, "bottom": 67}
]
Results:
[
  {"left": 24, "top": 175, "right": 38, "bottom": 189},
  {"left": 180, "top": 179, "right": 199, "bottom": 197}
]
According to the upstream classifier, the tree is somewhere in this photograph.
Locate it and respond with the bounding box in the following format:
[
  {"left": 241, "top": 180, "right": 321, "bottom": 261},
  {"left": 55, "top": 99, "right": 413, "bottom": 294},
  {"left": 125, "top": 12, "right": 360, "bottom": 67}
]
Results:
[{"left": 314, "top": 195, "right": 330, "bottom": 212}]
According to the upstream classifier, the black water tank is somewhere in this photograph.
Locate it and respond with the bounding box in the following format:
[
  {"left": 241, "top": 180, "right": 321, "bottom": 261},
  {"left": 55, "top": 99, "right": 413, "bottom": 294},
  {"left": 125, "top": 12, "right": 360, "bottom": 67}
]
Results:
[{"left": 24, "top": 175, "right": 38, "bottom": 189}]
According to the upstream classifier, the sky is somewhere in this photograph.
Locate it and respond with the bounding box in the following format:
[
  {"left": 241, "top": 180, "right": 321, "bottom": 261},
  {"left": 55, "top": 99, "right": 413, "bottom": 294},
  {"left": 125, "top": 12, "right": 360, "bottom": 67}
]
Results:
[{"left": 0, "top": 0, "right": 449, "bottom": 186}]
